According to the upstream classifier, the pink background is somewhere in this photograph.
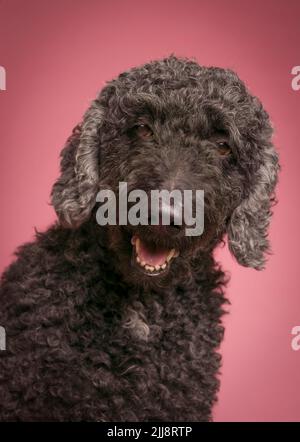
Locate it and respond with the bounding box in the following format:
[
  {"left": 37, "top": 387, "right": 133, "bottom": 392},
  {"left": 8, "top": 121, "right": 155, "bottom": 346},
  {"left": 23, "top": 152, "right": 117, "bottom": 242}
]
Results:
[{"left": 0, "top": 0, "right": 299, "bottom": 421}]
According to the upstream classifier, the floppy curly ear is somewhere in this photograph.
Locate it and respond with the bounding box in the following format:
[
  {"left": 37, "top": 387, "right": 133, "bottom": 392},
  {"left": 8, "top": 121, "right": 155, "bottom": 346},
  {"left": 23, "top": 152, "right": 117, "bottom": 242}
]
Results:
[
  {"left": 51, "top": 100, "right": 103, "bottom": 227},
  {"left": 227, "top": 143, "right": 279, "bottom": 269}
]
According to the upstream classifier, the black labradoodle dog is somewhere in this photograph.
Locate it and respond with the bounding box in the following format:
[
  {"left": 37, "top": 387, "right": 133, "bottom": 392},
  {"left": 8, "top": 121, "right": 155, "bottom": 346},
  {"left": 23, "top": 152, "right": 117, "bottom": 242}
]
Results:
[{"left": 0, "top": 55, "right": 279, "bottom": 421}]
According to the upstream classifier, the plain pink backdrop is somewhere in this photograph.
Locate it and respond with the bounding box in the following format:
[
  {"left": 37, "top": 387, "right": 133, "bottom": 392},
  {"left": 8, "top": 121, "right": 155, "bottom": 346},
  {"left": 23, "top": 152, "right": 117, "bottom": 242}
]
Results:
[{"left": 0, "top": 0, "right": 299, "bottom": 421}]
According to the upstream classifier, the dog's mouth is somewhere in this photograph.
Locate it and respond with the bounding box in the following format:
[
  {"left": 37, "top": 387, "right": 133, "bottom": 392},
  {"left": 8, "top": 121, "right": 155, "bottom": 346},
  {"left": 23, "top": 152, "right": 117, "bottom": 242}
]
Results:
[{"left": 131, "top": 235, "right": 179, "bottom": 277}]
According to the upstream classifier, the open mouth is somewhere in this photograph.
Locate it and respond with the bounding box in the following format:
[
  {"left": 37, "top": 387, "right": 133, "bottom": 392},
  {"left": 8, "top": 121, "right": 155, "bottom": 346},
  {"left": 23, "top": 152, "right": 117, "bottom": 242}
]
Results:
[{"left": 131, "top": 235, "right": 179, "bottom": 276}]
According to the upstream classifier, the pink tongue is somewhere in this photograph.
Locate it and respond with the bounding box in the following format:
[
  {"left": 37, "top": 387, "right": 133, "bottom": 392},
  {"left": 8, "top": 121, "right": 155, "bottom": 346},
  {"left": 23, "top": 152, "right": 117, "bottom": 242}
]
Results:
[{"left": 138, "top": 241, "right": 170, "bottom": 266}]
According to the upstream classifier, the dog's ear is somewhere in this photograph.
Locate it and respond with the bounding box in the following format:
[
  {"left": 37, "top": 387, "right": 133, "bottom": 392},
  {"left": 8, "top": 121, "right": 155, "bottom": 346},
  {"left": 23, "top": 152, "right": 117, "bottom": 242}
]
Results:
[
  {"left": 227, "top": 143, "right": 279, "bottom": 270},
  {"left": 51, "top": 100, "right": 103, "bottom": 227}
]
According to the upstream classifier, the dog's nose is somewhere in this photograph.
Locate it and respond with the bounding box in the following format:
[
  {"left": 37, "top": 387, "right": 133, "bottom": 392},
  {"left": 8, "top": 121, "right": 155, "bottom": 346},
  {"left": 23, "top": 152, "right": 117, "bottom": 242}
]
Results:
[
  {"left": 161, "top": 201, "right": 182, "bottom": 229},
  {"left": 148, "top": 199, "right": 184, "bottom": 234}
]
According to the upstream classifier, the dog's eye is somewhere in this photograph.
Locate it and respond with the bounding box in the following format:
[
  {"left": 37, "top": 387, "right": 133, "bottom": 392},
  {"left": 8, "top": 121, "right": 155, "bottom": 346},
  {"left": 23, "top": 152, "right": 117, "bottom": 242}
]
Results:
[
  {"left": 132, "top": 124, "right": 153, "bottom": 140},
  {"left": 216, "top": 141, "right": 231, "bottom": 156}
]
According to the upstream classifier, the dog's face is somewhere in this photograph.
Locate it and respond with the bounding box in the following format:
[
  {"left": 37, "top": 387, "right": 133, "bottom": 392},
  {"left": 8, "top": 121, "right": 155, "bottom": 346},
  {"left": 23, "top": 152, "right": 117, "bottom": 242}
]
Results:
[{"left": 52, "top": 55, "right": 279, "bottom": 287}]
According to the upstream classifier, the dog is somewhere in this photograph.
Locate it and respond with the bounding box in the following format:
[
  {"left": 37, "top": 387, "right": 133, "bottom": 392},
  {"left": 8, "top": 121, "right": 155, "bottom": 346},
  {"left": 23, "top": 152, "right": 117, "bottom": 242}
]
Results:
[{"left": 0, "top": 54, "right": 279, "bottom": 421}]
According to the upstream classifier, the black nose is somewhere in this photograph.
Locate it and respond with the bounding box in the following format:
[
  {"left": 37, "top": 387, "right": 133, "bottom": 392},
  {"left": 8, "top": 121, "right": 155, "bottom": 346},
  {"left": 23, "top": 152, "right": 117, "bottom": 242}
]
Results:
[{"left": 148, "top": 200, "right": 184, "bottom": 234}]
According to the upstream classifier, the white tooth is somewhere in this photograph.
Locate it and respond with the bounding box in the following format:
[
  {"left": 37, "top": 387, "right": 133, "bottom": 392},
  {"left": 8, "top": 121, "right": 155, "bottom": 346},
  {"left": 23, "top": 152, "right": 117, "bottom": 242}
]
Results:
[
  {"left": 174, "top": 250, "right": 179, "bottom": 258},
  {"left": 145, "top": 265, "right": 155, "bottom": 272},
  {"left": 141, "top": 261, "right": 146, "bottom": 267},
  {"left": 136, "top": 256, "right": 140, "bottom": 263},
  {"left": 155, "top": 265, "right": 160, "bottom": 271},
  {"left": 161, "top": 263, "right": 167, "bottom": 269}
]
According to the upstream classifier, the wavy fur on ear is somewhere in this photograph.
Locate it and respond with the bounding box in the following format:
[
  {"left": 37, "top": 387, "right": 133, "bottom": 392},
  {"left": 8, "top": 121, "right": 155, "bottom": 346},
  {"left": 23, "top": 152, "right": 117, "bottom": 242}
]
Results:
[
  {"left": 51, "top": 101, "right": 103, "bottom": 227},
  {"left": 228, "top": 142, "right": 279, "bottom": 270}
]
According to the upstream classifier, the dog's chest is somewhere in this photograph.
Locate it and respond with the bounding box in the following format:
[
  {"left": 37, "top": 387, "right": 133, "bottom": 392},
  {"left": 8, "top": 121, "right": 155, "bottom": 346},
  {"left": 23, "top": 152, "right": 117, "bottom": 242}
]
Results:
[{"left": 81, "top": 289, "right": 217, "bottom": 420}]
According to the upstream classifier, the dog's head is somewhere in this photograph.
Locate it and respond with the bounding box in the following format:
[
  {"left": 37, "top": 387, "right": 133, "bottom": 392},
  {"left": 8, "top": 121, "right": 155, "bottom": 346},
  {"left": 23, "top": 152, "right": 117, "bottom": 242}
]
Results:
[{"left": 51, "top": 55, "right": 279, "bottom": 286}]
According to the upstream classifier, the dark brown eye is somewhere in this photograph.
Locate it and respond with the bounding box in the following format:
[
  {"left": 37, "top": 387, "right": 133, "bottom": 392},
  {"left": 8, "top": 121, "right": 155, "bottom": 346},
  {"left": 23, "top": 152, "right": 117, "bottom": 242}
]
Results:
[
  {"left": 216, "top": 141, "right": 231, "bottom": 156},
  {"left": 132, "top": 124, "right": 153, "bottom": 140}
]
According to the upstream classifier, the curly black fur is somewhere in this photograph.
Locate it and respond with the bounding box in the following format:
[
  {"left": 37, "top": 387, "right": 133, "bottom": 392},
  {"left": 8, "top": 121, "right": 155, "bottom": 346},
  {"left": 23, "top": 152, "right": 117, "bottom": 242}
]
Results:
[{"left": 0, "top": 54, "right": 279, "bottom": 421}]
